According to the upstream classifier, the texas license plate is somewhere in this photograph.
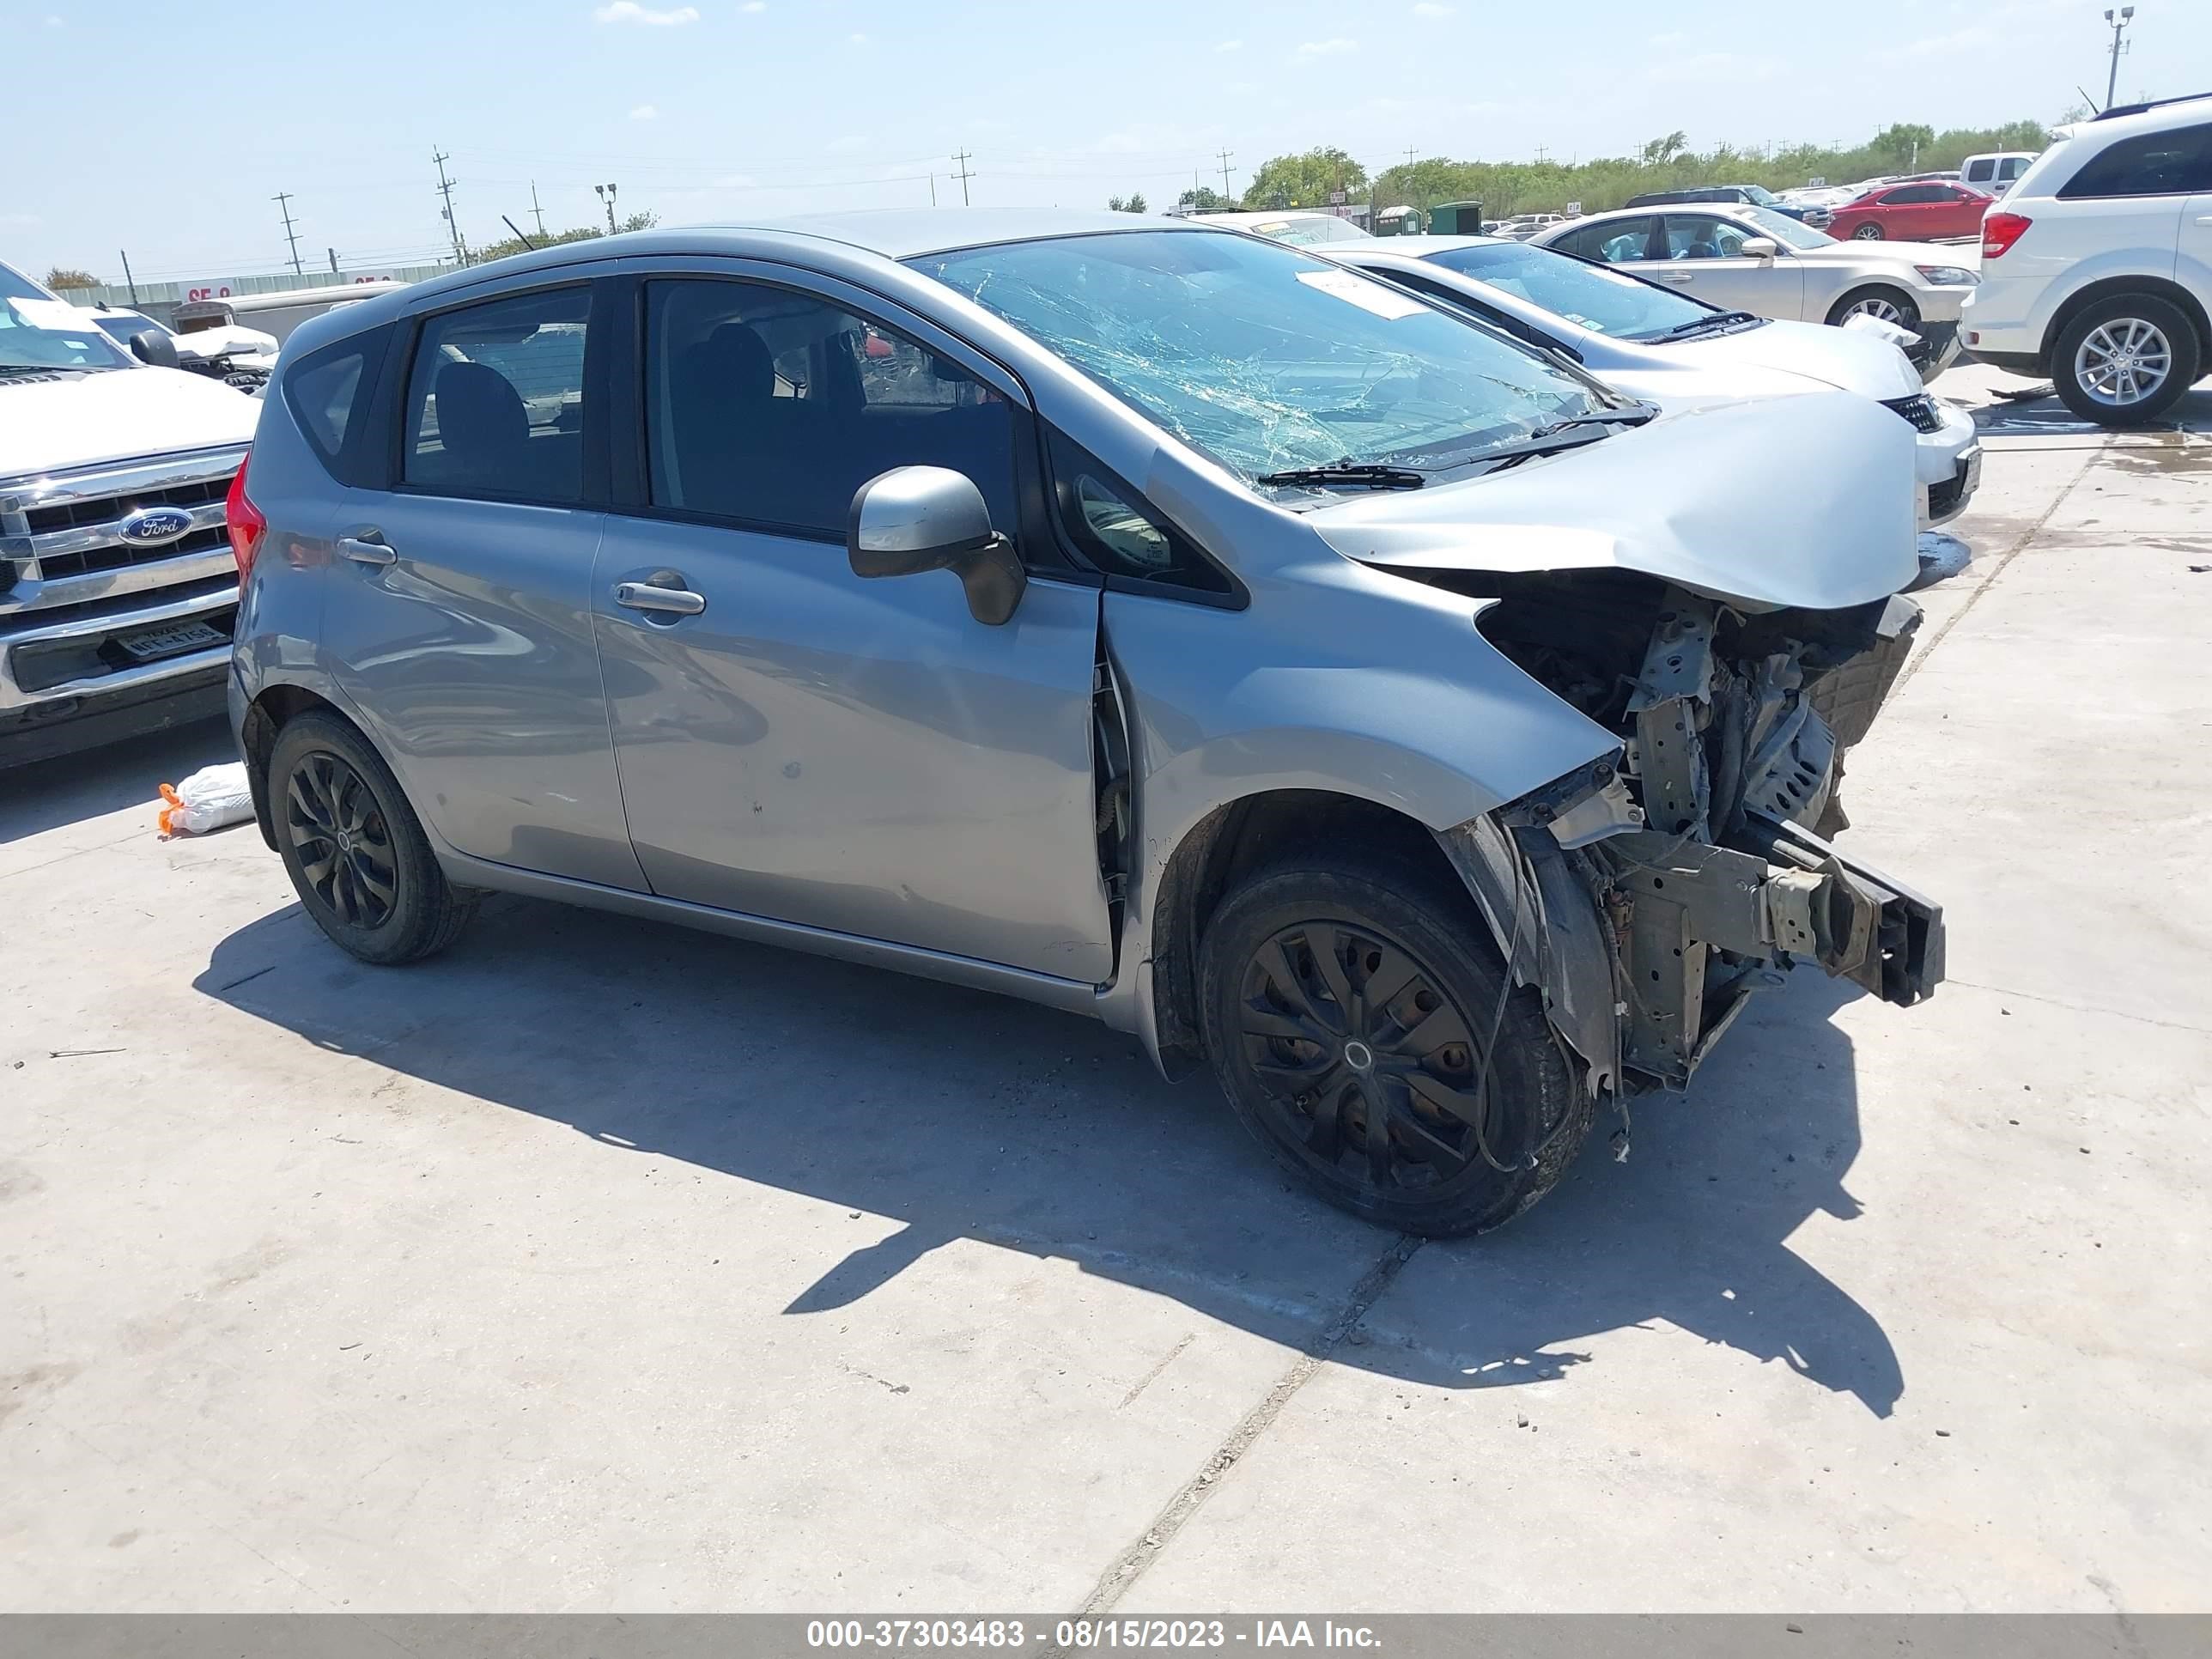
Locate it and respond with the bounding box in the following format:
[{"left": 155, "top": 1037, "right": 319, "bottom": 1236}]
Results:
[{"left": 115, "top": 620, "right": 226, "bottom": 663}]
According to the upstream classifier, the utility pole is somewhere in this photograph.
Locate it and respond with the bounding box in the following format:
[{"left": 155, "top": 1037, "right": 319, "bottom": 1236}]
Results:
[
  {"left": 328, "top": 247, "right": 339, "bottom": 276},
  {"left": 433, "top": 149, "right": 468, "bottom": 264},
  {"left": 273, "top": 191, "right": 304, "bottom": 276},
  {"left": 2104, "top": 7, "right": 2136, "bottom": 110},
  {"left": 1218, "top": 146, "right": 1234, "bottom": 200},
  {"left": 118, "top": 249, "right": 139, "bottom": 307},
  {"left": 1534, "top": 143, "right": 1549, "bottom": 164},
  {"left": 951, "top": 150, "right": 975, "bottom": 206},
  {"left": 929, "top": 173, "right": 937, "bottom": 206},
  {"left": 530, "top": 181, "right": 549, "bottom": 238},
  {"left": 594, "top": 182, "right": 619, "bottom": 234}
]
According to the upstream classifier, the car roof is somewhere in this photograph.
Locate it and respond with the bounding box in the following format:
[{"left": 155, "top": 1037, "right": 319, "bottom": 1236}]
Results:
[
  {"left": 742, "top": 208, "right": 1212, "bottom": 258},
  {"left": 1341, "top": 234, "right": 1504, "bottom": 255}
]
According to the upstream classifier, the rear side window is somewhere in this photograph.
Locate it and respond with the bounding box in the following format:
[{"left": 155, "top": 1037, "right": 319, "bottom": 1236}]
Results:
[
  {"left": 2058, "top": 124, "right": 2212, "bottom": 198},
  {"left": 403, "top": 286, "right": 590, "bottom": 504},
  {"left": 1553, "top": 216, "right": 1656, "bottom": 263}
]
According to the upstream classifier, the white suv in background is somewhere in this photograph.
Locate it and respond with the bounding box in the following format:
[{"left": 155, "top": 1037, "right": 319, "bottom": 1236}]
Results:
[{"left": 1961, "top": 94, "right": 2212, "bottom": 425}]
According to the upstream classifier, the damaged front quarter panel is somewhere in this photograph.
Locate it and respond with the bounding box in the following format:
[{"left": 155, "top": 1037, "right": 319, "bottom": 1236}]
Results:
[{"left": 1433, "top": 575, "right": 1946, "bottom": 1103}]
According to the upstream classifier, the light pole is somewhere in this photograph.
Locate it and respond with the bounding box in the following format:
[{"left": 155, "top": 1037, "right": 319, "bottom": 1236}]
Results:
[
  {"left": 2104, "top": 7, "right": 2135, "bottom": 111},
  {"left": 594, "top": 182, "right": 620, "bottom": 234}
]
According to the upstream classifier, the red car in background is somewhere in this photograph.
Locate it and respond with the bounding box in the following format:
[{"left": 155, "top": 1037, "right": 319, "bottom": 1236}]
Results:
[{"left": 1825, "top": 180, "right": 1994, "bottom": 242}]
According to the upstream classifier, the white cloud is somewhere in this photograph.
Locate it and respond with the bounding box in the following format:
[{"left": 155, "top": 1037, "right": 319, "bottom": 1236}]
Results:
[
  {"left": 1296, "top": 38, "right": 1358, "bottom": 58},
  {"left": 1648, "top": 28, "right": 1686, "bottom": 48},
  {"left": 827, "top": 133, "right": 868, "bottom": 153},
  {"left": 848, "top": 30, "right": 869, "bottom": 44},
  {"left": 1888, "top": 24, "right": 1994, "bottom": 58},
  {"left": 1412, "top": 3, "right": 1454, "bottom": 15},
  {"left": 592, "top": 3, "right": 698, "bottom": 25},
  {"left": 0, "top": 211, "right": 40, "bottom": 227},
  {"left": 629, "top": 103, "right": 659, "bottom": 120},
  {"left": 713, "top": 173, "right": 757, "bottom": 188},
  {"left": 1214, "top": 38, "right": 1242, "bottom": 52}
]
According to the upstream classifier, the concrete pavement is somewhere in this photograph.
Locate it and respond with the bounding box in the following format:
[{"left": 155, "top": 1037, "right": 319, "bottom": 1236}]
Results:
[{"left": 3, "top": 375, "right": 2208, "bottom": 1613}]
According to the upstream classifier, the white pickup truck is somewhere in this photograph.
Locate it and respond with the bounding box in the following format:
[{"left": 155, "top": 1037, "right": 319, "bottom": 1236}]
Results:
[{"left": 2, "top": 263, "right": 258, "bottom": 765}]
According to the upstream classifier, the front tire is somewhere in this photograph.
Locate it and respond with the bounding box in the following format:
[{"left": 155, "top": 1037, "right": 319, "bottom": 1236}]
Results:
[
  {"left": 2052, "top": 293, "right": 2200, "bottom": 427},
  {"left": 1827, "top": 285, "right": 1922, "bottom": 331},
  {"left": 1198, "top": 854, "right": 1591, "bottom": 1237},
  {"left": 1851, "top": 222, "right": 1885, "bottom": 240},
  {"left": 269, "top": 711, "right": 475, "bottom": 965}
]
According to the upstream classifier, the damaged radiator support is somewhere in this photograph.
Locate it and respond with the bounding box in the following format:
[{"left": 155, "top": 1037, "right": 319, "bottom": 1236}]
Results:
[{"left": 1453, "top": 579, "right": 1946, "bottom": 1098}]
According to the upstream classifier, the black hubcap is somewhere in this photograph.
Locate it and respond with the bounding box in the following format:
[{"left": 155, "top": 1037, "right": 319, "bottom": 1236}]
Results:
[
  {"left": 286, "top": 751, "right": 398, "bottom": 929},
  {"left": 1237, "top": 922, "right": 1500, "bottom": 1193}
]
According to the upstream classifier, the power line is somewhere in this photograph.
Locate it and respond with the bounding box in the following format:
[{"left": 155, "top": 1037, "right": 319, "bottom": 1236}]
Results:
[
  {"left": 432, "top": 148, "right": 468, "bottom": 264},
  {"left": 951, "top": 149, "right": 976, "bottom": 206},
  {"left": 272, "top": 192, "right": 304, "bottom": 276}
]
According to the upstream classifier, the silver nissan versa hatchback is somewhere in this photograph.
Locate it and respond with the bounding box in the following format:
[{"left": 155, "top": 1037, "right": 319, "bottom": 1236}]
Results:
[{"left": 230, "top": 210, "right": 1944, "bottom": 1236}]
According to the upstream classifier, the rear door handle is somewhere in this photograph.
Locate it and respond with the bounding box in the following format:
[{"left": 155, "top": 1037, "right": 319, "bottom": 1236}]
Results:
[
  {"left": 337, "top": 536, "right": 396, "bottom": 567},
  {"left": 614, "top": 580, "right": 707, "bottom": 617},
  {"left": 2197, "top": 215, "right": 2212, "bottom": 226}
]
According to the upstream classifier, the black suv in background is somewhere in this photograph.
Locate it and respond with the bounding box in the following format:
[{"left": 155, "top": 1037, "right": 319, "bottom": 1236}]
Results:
[{"left": 1622, "top": 185, "right": 1834, "bottom": 228}]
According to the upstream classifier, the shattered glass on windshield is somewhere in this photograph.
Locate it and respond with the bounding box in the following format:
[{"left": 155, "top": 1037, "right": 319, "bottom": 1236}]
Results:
[{"left": 915, "top": 230, "right": 1602, "bottom": 488}]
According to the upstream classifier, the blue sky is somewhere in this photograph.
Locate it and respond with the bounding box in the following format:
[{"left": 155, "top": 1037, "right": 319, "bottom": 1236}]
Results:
[{"left": 5, "top": 0, "right": 2204, "bottom": 284}]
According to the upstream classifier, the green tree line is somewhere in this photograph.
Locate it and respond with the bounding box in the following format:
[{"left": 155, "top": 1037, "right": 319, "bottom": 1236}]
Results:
[
  {"left": 1234, "top": 120, "right": 2051, "bottom": 221},
  {"left": 471, "top": 211, "right": 659, "bottom": 265}
]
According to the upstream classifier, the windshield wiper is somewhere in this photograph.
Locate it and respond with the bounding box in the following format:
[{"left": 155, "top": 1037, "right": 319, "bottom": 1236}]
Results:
[
  {"left": 1533, "top": 401, "right": 1659, "bottom": 434},
  {"left": 1647, "top": 310, "right": 1764, "bottom": 342},
  {"left": 1255, "top": 461, "right": 1427, "bottom": 490},
  {"left": 0, "top": 362, "right": 75, "bottom": 378}
]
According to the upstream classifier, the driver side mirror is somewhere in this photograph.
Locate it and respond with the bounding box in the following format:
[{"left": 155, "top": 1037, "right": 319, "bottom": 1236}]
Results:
[
  {"left": 848, "top": 465, "right": 1026, "bottom": 626},
  {"left": 1738, "top": 237, "right": 1780, "bottom": 262},
  {"left": 129, "top": 329, "right": 180, "bottom": 369}
]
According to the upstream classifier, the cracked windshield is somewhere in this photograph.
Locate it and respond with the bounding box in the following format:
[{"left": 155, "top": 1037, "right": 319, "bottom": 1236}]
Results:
[{"left": 916, "top": 229, "right": 1602, "bottom": 488}]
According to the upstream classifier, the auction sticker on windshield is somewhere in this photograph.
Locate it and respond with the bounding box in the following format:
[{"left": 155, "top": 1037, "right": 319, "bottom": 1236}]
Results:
[{"left": 1295, "top": 268, "right": 1427, "bottom": 320}]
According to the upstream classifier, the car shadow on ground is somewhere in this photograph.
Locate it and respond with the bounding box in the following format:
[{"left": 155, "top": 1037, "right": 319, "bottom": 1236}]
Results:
[
  {"left": 1963, "top": 379, "right": 2212, "bottom": 437},
  {"left": 0, "top": 714, "right": 234, "bottom": 845},
  {"left": 190, "top": 883, "right": 1904, "bottom": 1416}
]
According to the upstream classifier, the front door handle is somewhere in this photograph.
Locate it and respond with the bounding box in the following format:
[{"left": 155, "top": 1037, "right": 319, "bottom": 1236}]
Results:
[
  {"left": 2197, "top": 215, "right": 2212, "bottom": 226},
  {"left": 337, "top": 536, "right": 396, "bottom": 567},
  {"left": 614, "top": 580, "right": 707, "bottom": 617},
  {"left": 1660, "top": 272, "right": 1694, "bottom": 283}
]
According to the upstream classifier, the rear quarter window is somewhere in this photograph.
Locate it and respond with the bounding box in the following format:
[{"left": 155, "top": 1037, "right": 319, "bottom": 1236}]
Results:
[
  {"left": 283, "top": 331, "right": 386, "bottom": 481},
  {"left": 2057, "top": 124, "right": 2212, "bottom": 198}
]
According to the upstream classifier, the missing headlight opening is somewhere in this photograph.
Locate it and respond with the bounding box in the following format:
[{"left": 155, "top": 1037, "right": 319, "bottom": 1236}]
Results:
[{"left": 1432, "top": 570, "right": 1944, "bottom": 1101}]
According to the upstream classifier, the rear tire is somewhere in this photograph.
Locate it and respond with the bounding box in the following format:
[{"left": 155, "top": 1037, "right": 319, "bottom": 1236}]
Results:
[
  {"left": 2051, "top": 293, "right": 2200, "bottom": 428},
  {"left": 1197, "top": 852, "right": 1591, "bottom": 1237},
  {"left": 269, "top": 711, "right": 475, "bottom": 965},
  {"left": 1826, "top": 285, "right": 1921, "bottom": 331}
]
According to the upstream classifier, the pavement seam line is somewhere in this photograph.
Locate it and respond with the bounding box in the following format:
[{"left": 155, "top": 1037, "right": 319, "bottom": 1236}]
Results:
[
  {"left": 1944, "top": 975, "right": 2212, "bottom": 1036},
  {"left": 1893, "top": 439, "right": 2107, "bottom": 695},
  {"left": 0, "top": 826, "right": 148, "bottom": 883},
  {"left": 1077, "top": 1233, "right": 1425, "bottom": 1614}
]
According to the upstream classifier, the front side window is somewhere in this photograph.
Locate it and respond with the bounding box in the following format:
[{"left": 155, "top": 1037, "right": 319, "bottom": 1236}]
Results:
[
  {"left": 1735, "top": 205, "right": 1834, "bottom": 248},
  {"left": 1425, "top": 240, "right": 1711, "bottom": 338},
  {"left": 403, "top": 287, "right": 589, "bottom": 504},
  {"left": 2058, "top": 124, "right": 2212, "bottom": 198},
  {"left": 644, "top": 278, "right": 1017, "bottom": 539},
  {"left": 915, "top": 230, "right": 1609, "bottom": 489},
  {"left": 1662, "top": 216, "right": 1757, "bottom": 258}
]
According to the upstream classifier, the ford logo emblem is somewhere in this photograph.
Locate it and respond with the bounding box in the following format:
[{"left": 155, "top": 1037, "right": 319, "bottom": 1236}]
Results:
[{"left": 118, "top": 505, "right": 196, "bottom": 546}]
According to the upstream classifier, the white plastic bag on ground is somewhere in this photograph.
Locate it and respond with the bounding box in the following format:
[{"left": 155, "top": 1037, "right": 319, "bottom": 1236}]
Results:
[{"left": 158, "top": 761, "right": 254, "bottom": 837}]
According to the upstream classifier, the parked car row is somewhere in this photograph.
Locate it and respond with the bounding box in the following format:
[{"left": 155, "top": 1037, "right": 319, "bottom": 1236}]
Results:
[{"left": 204, "top": 209, "right": 1948, "bottom": 1238}]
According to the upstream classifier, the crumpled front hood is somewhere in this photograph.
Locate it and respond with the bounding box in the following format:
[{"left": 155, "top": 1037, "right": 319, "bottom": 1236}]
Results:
[
  {"left": 1673, "top": 318, "right": 1923, "bottom": 399},
  {"left": 0, "top": 366, "right": 258, "bottom": 477},
  {"left": 1310, "top": 388, "right": 1920, "bottom": 612}
]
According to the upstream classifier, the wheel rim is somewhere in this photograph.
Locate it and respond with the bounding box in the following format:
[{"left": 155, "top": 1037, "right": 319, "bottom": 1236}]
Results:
[
  {"left": 2073, "top": 318, "right": 2172, "bottom": 406},
  {"left": 285, "top": 750, "right": 398, "bottom": 929},
  {"left": 1844, "top": 294, "right": 1907, "bottom": 325},
  {"left": 1236, "top": 921, "right": 1504, "bottom": 1194},
  {"left": 1853, "top": 223, "right": 1882, "bottom": 239}
]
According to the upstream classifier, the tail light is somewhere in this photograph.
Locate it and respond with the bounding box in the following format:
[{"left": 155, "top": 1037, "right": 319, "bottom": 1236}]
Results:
[
  {"left": 1982, "top": 212, "right": 2032, "bottom": 259},
  {"left": 224, "top": 451, "right": 266, "bottom": 579}
]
